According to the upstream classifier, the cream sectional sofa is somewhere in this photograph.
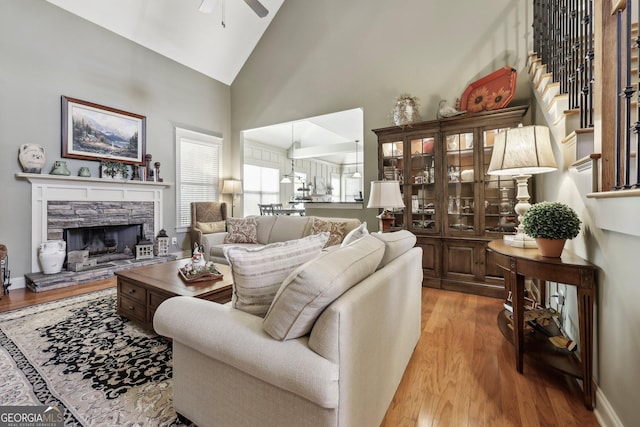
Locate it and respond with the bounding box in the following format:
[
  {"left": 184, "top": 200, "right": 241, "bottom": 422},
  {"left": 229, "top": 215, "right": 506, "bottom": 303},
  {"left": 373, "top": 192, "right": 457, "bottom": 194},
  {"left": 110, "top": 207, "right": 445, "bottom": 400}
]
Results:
[
  {"left": 199, "top": 215, "right": 362, "bottom": 264},
  {"left": 154, "top": 230, "right": 422, "bottom": 427}
]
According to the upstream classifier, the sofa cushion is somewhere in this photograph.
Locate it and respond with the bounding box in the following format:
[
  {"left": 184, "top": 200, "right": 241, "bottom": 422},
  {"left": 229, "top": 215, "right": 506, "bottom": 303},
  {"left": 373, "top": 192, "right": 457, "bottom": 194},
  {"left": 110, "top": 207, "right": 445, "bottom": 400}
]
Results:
[
  {"left": 224, "top": 217, "right": 258, "bottom": 244},
  {"left": 263, "top": 234, "right": 385, "bottom": 340},
  {"left": 197, "top": 220, "right": 226, "bottom": 234},
  {"left": 267, "top": 216, "right": 312, "bottom": 244},
  {"left": 224, "top": 233, "right": 330, "bottom": 317},
  {"left": 340, "top": 221, "right": 369, "bottom": 247},
  {"left": 310, "top": 217, "right": 350, "bottom": 247},
  {"left": 371, "top": 230, "right": 417, "bottom": 268}
]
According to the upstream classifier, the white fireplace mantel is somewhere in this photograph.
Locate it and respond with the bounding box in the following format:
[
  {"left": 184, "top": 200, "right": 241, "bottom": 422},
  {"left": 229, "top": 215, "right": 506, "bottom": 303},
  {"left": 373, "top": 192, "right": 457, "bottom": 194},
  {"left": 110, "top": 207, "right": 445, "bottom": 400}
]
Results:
[{"left": 16, "top": 173, "right": 172, "bottom": 272}]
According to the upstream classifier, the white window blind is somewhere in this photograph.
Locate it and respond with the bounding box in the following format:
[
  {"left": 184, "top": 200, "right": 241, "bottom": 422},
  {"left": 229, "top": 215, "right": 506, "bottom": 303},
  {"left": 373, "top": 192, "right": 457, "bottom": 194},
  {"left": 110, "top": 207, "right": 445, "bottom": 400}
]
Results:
[
  {"left": 243, "top": 164, "right": 279, "bottom": 216},
  {"left": 176, "top": 128, "right": 222, "bottom": 228}
]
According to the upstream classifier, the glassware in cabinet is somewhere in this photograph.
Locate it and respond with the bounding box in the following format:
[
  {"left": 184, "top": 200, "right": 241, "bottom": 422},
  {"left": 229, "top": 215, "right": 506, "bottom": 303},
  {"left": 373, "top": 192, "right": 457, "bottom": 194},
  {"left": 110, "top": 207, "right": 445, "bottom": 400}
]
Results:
[
  {"left": 445, "top": 131, "right": 475, "bottom": 232},
  {"left": 482, "top": 128, "right": 518, "bottom": 233}
]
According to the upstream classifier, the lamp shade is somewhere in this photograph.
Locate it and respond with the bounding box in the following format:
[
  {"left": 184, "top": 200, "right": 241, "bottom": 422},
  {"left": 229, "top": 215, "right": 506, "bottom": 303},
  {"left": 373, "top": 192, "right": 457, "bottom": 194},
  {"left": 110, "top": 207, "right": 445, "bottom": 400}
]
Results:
[
  {"left": 367, "top": 181, "right": 405, "bottom": 209},
  {"left": 222, "top": 179, "right": 243, "bottom": 194},
  {"left": 488, "top": 125, "right": 557, "bottom": 176}
]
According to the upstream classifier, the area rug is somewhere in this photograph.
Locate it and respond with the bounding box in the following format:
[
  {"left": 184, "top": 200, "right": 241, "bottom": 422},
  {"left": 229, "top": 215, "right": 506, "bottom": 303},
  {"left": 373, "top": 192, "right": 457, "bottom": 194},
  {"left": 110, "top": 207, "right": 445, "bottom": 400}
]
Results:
[{"left": 0, "top": 288, "right": 190, "bottom": 426}]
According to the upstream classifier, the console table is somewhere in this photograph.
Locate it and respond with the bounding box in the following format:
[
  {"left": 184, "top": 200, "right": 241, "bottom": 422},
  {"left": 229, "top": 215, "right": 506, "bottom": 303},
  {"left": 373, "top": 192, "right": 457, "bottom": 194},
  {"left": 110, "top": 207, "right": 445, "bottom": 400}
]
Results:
[{"left": 487, "top": 240, "right": 598, "bottom": 410}]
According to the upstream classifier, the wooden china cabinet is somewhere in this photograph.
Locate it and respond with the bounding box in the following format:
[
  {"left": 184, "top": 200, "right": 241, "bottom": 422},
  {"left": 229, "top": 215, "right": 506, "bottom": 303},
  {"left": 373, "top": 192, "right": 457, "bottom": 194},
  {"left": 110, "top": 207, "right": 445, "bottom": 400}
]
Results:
[{"left": 372, "top": 105, "right": 528, "bottom": 297}]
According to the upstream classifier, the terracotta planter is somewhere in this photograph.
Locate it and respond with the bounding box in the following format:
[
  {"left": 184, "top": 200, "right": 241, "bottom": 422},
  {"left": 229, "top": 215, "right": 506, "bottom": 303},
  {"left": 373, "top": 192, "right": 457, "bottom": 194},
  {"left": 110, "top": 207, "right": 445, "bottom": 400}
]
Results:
[{"left": 535, "top": 238, "right": 566, "bottom": 257}]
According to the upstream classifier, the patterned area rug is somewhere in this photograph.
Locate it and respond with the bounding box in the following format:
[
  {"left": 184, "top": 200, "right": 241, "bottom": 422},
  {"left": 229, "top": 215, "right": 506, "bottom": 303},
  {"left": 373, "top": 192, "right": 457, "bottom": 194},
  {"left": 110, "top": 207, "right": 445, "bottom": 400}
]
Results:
[{"left": 0, "top": 288, "right": 189, "bottom": 426}]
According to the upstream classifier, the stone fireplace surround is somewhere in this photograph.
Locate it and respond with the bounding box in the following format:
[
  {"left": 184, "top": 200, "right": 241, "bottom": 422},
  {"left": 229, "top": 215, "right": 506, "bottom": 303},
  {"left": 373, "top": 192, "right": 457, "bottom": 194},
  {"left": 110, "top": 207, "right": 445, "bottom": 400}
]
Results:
[{"left": 17, "top": 173, "right": 171, "bottom": 273}]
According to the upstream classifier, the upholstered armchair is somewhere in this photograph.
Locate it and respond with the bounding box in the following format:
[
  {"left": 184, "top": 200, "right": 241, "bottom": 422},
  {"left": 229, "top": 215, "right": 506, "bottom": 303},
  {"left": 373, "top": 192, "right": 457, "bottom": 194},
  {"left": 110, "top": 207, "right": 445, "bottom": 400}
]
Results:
[{"left": 190, "top": 202, "right": 228, "bottom": 256}]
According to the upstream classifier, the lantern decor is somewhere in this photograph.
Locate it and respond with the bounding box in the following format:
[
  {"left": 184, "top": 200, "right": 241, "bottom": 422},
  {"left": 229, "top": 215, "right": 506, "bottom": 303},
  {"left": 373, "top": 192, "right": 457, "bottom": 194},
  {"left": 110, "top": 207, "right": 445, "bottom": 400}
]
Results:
[
  {"left": 135, "top": 238, "right": 154, "bottom": 260},
  {"left": 1, "top": 244, "right": 11, "bottom": 295},
  {"left": 154, "top": 229, "right": 170, "bottom": 256}
]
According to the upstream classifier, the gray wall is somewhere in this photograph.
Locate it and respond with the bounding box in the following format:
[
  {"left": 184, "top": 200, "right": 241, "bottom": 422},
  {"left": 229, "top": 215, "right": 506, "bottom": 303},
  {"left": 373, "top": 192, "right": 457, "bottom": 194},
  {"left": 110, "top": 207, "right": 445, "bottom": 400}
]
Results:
[
  {"left": 231, "top": 0, "right": 635, "bottom": 425},
  {"left": 231, "top": 0, "right": 532, "bottom": 228},
  {"left": 1, "top": 0, "right": 231, "bottom": 281}
]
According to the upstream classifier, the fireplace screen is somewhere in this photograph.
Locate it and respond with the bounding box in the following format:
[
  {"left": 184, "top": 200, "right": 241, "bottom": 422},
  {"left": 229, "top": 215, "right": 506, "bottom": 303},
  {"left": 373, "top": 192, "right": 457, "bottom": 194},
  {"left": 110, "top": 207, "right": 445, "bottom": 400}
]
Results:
[{"left": 63, "top": 224, "right": 143, "bottom": 264}]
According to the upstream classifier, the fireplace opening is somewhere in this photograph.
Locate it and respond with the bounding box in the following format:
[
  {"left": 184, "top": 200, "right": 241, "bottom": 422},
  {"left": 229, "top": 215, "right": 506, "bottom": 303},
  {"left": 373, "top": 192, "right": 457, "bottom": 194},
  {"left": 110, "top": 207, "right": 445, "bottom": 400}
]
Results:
[{"left": 63, "top": 224, "right": 144, "bottom": 264}]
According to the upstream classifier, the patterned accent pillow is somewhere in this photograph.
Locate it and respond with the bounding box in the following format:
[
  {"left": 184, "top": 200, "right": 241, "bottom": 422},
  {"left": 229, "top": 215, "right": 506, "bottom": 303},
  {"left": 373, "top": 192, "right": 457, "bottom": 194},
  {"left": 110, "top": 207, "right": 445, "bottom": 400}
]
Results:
[
  {"left": 311, "top": 218, "right": 349, "bottom": 247},
  {"left": 197, "top": 220, "right": 226, "bottom": 234},
  {"left": 224, "top": 218, "right": 258, "bottom": 243},
  {"left": 224, "top": 233, "right": 329, "bottom": 317}
]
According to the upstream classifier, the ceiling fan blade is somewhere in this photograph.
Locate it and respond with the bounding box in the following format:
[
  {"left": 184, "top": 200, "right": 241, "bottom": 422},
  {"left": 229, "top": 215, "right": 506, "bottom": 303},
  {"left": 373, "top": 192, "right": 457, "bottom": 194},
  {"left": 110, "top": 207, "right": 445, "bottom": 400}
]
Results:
[
  {"left": 243, "top": 0, "right": 269, "bottom": 18},
  {"left": 198, "top": 0, "right": 216, "bottom": 14}
]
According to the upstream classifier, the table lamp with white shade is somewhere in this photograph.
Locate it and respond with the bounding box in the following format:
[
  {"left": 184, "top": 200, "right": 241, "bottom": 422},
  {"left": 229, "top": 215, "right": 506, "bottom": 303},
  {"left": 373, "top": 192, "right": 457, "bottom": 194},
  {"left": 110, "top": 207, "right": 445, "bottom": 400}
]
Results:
[
  {"left": 487, "top": 125, "right": 558, "bottom": 248},
  {"left": 367, "top": 180, "right": 405, "bottom": 232},
  {"left": 221, "top": 179, "right": 243, "bottom": 217}
]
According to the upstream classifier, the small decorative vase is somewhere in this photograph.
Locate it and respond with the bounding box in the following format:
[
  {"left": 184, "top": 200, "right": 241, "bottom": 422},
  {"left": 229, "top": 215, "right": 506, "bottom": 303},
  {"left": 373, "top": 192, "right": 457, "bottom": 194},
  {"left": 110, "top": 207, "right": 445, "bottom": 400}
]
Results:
[
  {"left": 18, "top": 144, "right": 46, "bottom": 173},
  {"left": 50, "top": 160, "right": 71, "bottom": 176},
  {"left": 78, "top": 166, "right": 91, "bottom": 177},
  {"left": 535, "top": 238, "right": 566, "bottom": 257},
  {"left": 39, "top": 240, "right": 66, "bottom": 274}
]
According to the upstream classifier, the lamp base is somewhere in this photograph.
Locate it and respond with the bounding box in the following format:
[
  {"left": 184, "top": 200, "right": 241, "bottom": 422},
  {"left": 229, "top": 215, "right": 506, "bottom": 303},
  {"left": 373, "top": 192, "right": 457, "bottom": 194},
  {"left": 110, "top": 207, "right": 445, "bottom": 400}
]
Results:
[
  {"left": 505, "top": 231, "right": 538, "bottom": 248},
  {"left": 377, "top": 211, "right": 395, "bottom": 233}
]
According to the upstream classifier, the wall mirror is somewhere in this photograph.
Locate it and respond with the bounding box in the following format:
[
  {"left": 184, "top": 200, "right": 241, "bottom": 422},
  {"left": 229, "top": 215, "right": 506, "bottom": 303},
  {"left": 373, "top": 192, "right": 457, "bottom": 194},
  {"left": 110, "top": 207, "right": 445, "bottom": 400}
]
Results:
[{"left": 242, "top": 108, "right": 364, "bottom": 216}]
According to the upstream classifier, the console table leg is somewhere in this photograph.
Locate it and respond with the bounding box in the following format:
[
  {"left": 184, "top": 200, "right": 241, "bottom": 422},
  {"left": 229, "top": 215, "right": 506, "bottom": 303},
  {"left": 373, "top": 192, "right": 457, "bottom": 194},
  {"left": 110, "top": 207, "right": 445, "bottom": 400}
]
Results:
[
  {"left": 511, "top": 268, "right": 525, "bottom": 373},
  {"left": 578, "top": 270, "right": 596, "bottom": 410}
]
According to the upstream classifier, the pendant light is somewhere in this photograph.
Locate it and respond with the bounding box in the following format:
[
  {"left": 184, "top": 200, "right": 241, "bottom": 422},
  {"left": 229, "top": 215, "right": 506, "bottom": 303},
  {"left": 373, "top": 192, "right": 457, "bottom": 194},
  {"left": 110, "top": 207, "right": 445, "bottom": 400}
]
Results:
[
  {"left": 352, "top": 140, "right": 362, "bottom": 178},
  {"left": 281, "top": 123, "right": 295, "bottom": 183}
]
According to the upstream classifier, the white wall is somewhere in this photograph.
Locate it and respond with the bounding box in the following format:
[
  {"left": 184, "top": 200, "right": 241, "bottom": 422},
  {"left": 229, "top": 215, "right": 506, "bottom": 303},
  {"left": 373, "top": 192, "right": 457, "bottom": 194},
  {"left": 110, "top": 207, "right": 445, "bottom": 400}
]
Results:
[{"left": 0, "top": 0, "right": 231, "bottom": 282}]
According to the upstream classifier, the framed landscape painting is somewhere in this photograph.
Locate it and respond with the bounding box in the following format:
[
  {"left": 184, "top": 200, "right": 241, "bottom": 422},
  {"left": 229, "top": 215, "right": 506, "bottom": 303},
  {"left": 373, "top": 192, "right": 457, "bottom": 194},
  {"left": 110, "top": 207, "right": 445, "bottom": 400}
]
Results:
[{"left": 61, "top": 96, "right": 146, "bottom": 164}]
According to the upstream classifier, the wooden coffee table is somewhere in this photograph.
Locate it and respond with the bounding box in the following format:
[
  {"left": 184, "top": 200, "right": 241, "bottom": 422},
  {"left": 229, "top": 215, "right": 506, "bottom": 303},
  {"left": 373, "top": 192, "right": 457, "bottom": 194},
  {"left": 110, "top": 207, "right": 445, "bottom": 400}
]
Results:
[{"left": 115, "top": 258, "right": 232, "bottom": 331}]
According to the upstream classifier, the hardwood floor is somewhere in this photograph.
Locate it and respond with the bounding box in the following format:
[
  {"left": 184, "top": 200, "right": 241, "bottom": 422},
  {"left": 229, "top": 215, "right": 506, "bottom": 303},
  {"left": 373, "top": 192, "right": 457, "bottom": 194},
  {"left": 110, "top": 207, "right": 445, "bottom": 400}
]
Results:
[
  {"left": 0, "top": 283, "right": 600, "bottom": 426},
  {"left": 381, "top": 288, "right": 600, "bottom": 427},
  {"left": 0, "top": 278, "right": 116, "bottom": 312}
]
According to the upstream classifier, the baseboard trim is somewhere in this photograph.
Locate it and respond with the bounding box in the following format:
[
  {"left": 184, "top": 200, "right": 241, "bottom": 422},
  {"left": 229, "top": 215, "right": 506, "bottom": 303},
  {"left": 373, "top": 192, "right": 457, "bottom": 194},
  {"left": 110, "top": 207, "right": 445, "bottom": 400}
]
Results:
[
  {"left": 594, "top": 386, "right": 625, "bottom": 427},
  {"left": 6, "top": 276, "right": 25, "bottom": 291}
]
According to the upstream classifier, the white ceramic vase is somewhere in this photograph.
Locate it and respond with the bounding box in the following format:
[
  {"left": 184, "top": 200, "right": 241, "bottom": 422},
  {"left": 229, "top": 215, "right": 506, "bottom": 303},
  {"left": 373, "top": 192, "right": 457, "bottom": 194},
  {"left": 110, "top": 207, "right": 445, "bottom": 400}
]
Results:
[
  {"left": 18, "top": 144, "right": 46, "bottom": 173},
  {"left": 39, "top": 240, "right": 66, "bottom": 274}
]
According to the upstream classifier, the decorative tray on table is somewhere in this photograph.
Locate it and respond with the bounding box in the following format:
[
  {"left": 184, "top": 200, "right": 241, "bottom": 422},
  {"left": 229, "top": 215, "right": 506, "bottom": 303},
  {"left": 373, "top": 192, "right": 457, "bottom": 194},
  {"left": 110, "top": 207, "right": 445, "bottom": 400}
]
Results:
[{"left": 178, "top": 262, "right": 223, "bottom": 283}]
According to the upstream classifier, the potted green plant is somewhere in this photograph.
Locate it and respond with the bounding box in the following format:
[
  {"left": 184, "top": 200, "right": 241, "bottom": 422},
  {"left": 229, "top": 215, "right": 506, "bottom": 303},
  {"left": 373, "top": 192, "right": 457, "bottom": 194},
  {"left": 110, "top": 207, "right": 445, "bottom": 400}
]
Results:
[{"left": 522, "top": 201, "right": 581, "bottom": 257}]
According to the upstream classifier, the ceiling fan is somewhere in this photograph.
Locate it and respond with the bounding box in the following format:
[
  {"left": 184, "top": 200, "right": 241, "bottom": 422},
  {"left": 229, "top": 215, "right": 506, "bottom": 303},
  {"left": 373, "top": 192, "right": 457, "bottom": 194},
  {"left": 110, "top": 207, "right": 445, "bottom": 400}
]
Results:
[{"left": 199, "top": 0, "right": 268, "bottom": 18}]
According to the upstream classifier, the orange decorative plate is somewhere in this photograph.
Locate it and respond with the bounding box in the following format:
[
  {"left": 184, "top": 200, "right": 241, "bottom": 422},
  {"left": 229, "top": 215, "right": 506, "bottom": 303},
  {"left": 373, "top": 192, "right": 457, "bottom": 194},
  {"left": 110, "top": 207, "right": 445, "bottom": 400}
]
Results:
[{"left": 459, "top": 66, "right": 517, "bottom": 114}]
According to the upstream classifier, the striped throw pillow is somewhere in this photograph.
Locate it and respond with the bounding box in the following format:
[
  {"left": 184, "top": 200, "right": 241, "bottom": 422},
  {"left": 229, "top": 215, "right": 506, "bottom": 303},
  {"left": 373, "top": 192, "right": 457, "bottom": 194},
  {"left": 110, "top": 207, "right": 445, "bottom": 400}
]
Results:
[{"left": 224, "top": 232, "right": 329, "bottom": 317}]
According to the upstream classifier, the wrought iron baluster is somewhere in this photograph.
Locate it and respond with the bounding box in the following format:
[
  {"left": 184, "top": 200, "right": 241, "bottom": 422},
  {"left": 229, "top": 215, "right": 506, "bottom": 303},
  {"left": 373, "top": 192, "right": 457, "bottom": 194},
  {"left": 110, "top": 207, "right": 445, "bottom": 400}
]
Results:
[
  {"left": 624, "top": 2, "right": 634, "bottom": 188},
  {"left": 586, "top": 0, "right": 594, "bottom": 127},
  {"left": 636, "top": 0, "right": 640, "bottom": 187},
  {"left": 615, "top": 8, "right": 623, "bottom": 189}
]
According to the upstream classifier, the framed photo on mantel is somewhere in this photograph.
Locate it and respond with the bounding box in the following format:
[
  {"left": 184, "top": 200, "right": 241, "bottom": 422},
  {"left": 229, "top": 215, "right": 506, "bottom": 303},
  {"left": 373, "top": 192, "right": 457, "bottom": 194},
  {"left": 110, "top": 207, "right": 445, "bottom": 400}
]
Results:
[{"left": 61, "top": 96, "right": 146, "bottom": 164}]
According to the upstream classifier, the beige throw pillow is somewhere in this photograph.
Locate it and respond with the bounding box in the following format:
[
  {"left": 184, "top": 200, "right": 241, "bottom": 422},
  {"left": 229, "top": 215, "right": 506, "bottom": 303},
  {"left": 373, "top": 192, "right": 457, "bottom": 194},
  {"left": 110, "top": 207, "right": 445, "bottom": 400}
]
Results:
[
  {"left": 196, "top": 220, "right": 226, "bottom": 234},
  {"left": 311, "top": 217, "right": 349, "bottom": 247},
  {"left": 224, "top": 218, "right": 258, "bottom": 244},
  {"left": 263, "top": 235, "right": 385, "bottom": 340},
  {"left": 224, "top": 233, "right": 329, "bottom": 317},
  {"left": 340, "top": 221, "right": 368, "bottom": 247}
]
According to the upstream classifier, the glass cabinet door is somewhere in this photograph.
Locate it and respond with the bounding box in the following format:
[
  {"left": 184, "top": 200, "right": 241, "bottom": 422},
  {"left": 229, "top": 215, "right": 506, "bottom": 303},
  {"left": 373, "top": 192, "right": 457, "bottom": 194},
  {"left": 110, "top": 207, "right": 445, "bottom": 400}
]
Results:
[
  {"left": 408, "top": 136, "right": 438, "bottom": 232},
  {"left": 380, "top": 141, "right": 405, "bottom": 229},
  {"left": 483, "top": 128, "right": 518, "bottom": 233},
  {"left": 445, "top": 131, "right": 475, "bottom": 233}
]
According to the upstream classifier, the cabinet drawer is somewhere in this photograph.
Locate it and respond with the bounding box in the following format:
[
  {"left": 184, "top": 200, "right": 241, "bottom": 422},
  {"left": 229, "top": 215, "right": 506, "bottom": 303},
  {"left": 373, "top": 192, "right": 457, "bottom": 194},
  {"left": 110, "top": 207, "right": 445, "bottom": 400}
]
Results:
[
  {"left": 148, "top": 291, "right": 169, "bottom": 311},
  {"left": 118, "top": 295, "right": 146, "bottom": 323},
  {"left": 118, "top": 280, "right": 146, "bottom": 303}
]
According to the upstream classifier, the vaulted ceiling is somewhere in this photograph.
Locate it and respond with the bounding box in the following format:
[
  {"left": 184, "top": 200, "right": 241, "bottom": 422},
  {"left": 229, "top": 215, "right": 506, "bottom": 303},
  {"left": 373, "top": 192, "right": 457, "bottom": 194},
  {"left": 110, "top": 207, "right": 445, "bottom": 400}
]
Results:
[{"left": 45, "top": 0, "right": 285, "bottom": 85}]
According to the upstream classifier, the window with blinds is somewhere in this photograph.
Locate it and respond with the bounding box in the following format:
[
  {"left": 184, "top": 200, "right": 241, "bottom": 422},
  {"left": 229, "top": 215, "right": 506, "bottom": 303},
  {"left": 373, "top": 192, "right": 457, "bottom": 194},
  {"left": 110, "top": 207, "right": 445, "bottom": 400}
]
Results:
[{"left": 176, "top": 127, "right": 222, "bottom": 229}]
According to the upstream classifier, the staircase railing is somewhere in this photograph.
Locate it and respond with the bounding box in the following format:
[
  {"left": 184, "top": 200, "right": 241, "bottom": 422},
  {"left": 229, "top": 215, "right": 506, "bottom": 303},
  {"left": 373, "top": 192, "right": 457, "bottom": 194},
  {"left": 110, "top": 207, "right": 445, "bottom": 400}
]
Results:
[{"left": 533, "top": 0, "right": 594, "bottom": 129}]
